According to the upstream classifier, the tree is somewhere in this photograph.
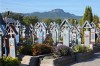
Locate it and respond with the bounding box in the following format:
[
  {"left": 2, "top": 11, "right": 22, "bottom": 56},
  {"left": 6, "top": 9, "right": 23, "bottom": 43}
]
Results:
[
  {"left": 42, "top": 18, "right": 53, "bottom": 26},
  {"left": 93, "top": 14, "right": 99, "bottom": 27},
  {"left": 23, "top": 16, "right": 31, "bottom": 26},
  {"left": 68, "top": 19, "right": 78, "bottom": 26},
  {"left": 2, "top": 11, "right": 23, "bottom": 22},
  {"left": 80, "top": 6, "right": 93, "bottom": 44},
  {"left": 82, "top": 6, "right": 93, "bottom": 25},
  {"left": 55, "top": 18, "right": 62, "bottom": 25},
  {"left": 23, "top": 16, "right": 38, "bottom": 26},
  {"left": 30, "top": 16, "right": 38, "bottom": 25}
]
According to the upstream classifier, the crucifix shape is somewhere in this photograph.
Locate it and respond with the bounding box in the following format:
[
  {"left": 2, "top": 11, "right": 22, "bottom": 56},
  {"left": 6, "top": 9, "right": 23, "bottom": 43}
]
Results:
[{"left": 8, "top": 29, "right": 15, "bottom": 38}]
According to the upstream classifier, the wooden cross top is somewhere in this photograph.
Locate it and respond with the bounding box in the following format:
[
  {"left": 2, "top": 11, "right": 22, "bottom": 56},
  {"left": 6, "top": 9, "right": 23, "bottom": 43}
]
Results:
[
  {"left": 8, "top": 28, "right": 15, "bottom": 38},
  {"left": 82, "top": 20, "right": 92, "bottom": 29}
]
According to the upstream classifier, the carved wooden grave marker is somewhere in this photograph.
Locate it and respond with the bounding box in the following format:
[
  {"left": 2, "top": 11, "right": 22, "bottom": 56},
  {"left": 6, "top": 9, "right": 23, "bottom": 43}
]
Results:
[
  {"left": 91, "top": 22, "right": 96, "bottom": 44},
  {"left": 82, "top": 20, "right": 92, "bottom": 45},
  {"left": 0, "top": 29, "right": 3, "bottom": 57},
  {"left": 8, "top": 27, "right": 16, "bottom": 58},
  {"left": 60, "top": 19, "right": 70, "bottom": 47}
]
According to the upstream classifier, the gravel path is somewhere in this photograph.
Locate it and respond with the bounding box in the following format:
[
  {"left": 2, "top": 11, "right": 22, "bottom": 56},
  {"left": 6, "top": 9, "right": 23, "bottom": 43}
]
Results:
[{"left": 66, "top": 52, "right": 100, "bottom": 66}]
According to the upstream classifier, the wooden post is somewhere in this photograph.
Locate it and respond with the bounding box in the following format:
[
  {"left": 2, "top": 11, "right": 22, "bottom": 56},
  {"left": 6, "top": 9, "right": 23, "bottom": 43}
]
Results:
[
  {"left": 82, "top": 21, "right": 92, "bottom": 45},
  {"left": 72, "top": 32, "right": 77, "bottom": 45},
  {"left": 32, "top": 30, "right": 34, "bottom": 44},
  {"left": 63, "top": 28, "right": 70, "bottom": 47},
  {"left": 8, "top": 31, "right": 16, "bottom": 58},
  {"left": 84, "top": 30, "right": 90, "bottom": 45},
  {"left": 0, "top": 33, "right": 3, "bottom": 57},
  {"left": 91, "top": 29, "right": 95, "bottom": 44},
  {"left": 38, "top": 29, "right": 43, "bottom": 44}
]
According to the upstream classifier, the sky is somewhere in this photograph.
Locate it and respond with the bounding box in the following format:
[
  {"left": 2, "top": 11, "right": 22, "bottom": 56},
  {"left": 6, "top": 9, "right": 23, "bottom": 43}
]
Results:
[{"left": 0, "top": 0, "right": 100, "bottom": 16}]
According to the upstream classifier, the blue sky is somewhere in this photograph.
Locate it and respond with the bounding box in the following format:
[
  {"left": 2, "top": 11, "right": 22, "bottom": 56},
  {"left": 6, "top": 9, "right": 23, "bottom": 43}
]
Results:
[{"left": 0, "top": 0, "right": 100, "bottom": 16}]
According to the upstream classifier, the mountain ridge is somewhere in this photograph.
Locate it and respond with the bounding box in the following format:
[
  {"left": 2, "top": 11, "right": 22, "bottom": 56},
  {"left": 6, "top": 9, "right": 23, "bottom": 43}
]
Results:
[
  {"left": 23, "top": 9, "right": 82, "bottom": 20},
  {"left": 1, "top": 9, "right": 82, "bottom": 20}
]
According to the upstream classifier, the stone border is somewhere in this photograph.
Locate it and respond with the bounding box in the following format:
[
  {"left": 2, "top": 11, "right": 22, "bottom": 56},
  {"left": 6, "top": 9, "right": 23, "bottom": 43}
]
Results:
[
  {"left": 75, "top": 51, "right": 94, "bottom": 62},
  {"left": 19, "top": 52, "right": 94, "bottom": 66},
  {"left": 40, "top": 55, "right": 75, "bottom": 66},
  {"left": 18, "top": 54, "right": 52, "bottom": 66}
]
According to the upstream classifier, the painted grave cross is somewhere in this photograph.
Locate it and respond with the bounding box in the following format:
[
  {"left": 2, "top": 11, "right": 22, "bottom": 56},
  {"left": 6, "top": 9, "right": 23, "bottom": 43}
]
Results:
[
  {"left": 37, "top": 29, "right": 43, "bottom": 44},
  {"left": 76, "top": 24, "right": 82, "bottom": 44},
  {"left": 8, "top": 26, "right": 17, "bottom": 58},
  {"left": 29, "top": 24, "right": 34, "bottom": 44},
  {"left": 60, "top": 19, "right": 71, "bottom": 47},
  {"left": 0, "top": 28, "right": 3, "bottom": 57},
  {"left": 22, "top": 25, "right": 26, "bottom": 38},
  {"left": 35, "top": 22, "right": 47, "bottom": 43},
  {"left": 52, "top": 24, "right": 59, "bottom": 44},
  {"left": 15, "top": 20, "right": 21, "bottom": 44},
  {"left": 71, "top": 26, "right": 77, "bottom": 45},
  {"left": 90, "top": 22, "right": 96, "bottom": 44},
  {"left": 82, "top": 20, "right": 92, "bottom": 45}
]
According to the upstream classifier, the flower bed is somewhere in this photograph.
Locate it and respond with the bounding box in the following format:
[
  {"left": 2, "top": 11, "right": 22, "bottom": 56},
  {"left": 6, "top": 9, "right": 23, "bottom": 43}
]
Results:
[
  {"left": 40, "top": 45, "right": 75, "bottom": 66},
  {"left": 72, "top": 44, "right": 94, "bottom": 62},
  {"left": 0, "top": 56, "right": 20, "bottom": 66},
  {"left": 18, "top": 44, "right": 52, "bottom": 56}
]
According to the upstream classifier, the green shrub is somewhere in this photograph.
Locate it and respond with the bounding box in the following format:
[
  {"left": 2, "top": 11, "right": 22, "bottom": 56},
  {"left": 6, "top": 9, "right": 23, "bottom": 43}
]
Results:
[
  {"left": 18, "top": 44, "right": 33, "bottom": 55},
  {"left": 55, "top": 45, "right": 72, "bottom": 56},
  {"left": 18, "top": 44, "right": 52, "bottom": 56},
  {"left": 32, "top": 44, "right": 52, "bottom": 56},
  {"left": 59, "top": 37, "right": 63, "bottom": 41},
  {"left": 0, "top": 56, "right": 20, "bottom": 66},
  {"left": 72, "top": 45, "right": 92, "bottom": 53},
  {"left": 43, "top": 35, "right": 54, "bottom": 45}
]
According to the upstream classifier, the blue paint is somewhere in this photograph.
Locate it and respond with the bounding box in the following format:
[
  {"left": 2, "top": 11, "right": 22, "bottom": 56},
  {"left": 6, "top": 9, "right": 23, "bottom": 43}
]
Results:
[
  {"left": 16, "top": 35, "right": 19, "bottom": 44},
  {"left": 38, "top": 30, "right": 43, "bottom": 43},
  {"left": 9, "top": 38, "right": 16, "bottom": 58}
]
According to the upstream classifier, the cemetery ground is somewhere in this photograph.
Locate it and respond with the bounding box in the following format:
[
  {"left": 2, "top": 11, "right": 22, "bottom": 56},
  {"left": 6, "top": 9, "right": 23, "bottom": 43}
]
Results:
[
  {"left": 66, "top": 52, "right": 100, "bottom": 66},
  {"left": 0, "top": 14, "right": 100, "bottom": 66}
]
